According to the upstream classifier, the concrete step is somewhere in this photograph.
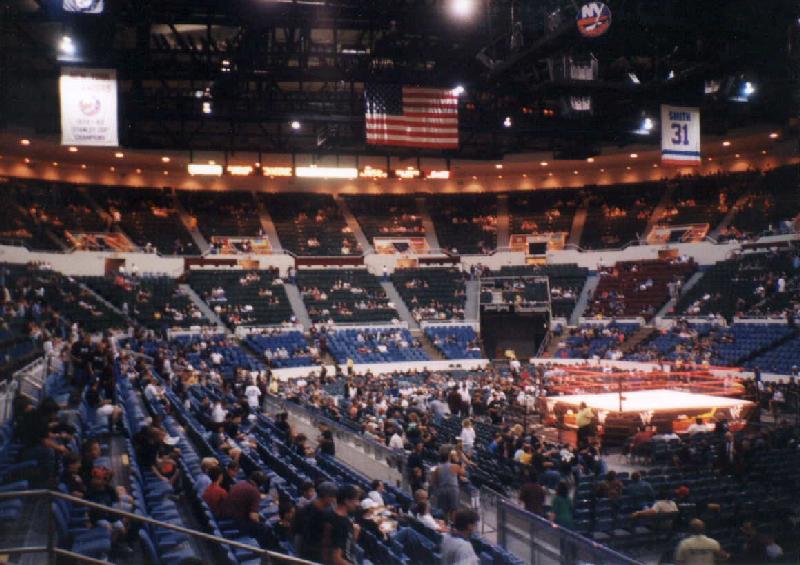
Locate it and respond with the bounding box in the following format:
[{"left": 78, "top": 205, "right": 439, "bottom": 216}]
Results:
[
  {"left": 496, "top": 194, "right": 510, "bottom": 249},
  {"left": 416, "top": 196, "right": 441, "bottom": 251},
  {"left": 283, "top": 283, "right": 313, "bottom": 330},
  {"left": 620, "top": 326, "right": 658, "bottom": 354},
  {"left": 380, "top": 280, "right": 419, "bottom": 329},
  {"left": 253, "top": 191, "right": 283, "bottom": 252},
  {"left": 179, "top": 283, "right": 228, "bottom": 332},
  {"left": 412, "top": 328, "right": 446, "bottom": 361},
  {"left": 334, "top": 194, "right": 373, "bottom": 254},
  {"left": 172, "top": 191, "right": 210, "bottom": 254},
  {"left": 465, "top": 280, "right": 480, "bottom": 321},
  {"left": 567, "top": 195, "right": 590, "bottom": 247},
  {"left": 569, "top": 274, "right": 600, "bottom": 325},
  {"left": 655, "top": 270, "right": 705, "bottom": 319}
]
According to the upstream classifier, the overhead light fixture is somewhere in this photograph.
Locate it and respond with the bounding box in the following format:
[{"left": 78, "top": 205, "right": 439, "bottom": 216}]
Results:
[
  {"left": 135, "top": 168, "right": 141, "bottom": 174},
  {"left": 59, "top": 35, "right": 75, "bottom": 56},
  {"left": 360, "top": 166, "right": 388, "bottom": 179},
  {"left": 296, "top": 165, "right": 358, "bottom": 179},
  {"left": 188, "top": 163, "right": 223, "bottom": 176},
  {"left": 24, "top": 158, "right": 31, "bottom": 164},
  {"left": 742, "top": 81, "right": 755, "bottom": 96},
  {"left": 221, "top": 59, "right": 232, "bottom": 72},
  {"left": 652, "top": 163, "right": 659, "bottom": 168},
  {"left": 395, "top": 168, "right": 421, "bottom": 179},
  {"left": 502, "top": 116, "right": 512, "bottom": 128},
  {"left": 573, "top": 170, "right": 579, "bottom": 175},
  {"left": 427, "top": 170, "right": 451, "bottom": 179},
  {"left": 161, "top": 156, "right": 170, "bottom": 163},
  {"left": 202, "top": 101, "right": 212, "bottom": 114},
  {"left": 735, "top": 154, "right": 740, "bottom": 158},
  {"left": 626, "top": 166, "right": 631, "bottom": 170},
  {"left": 769, "top": 132, "right": 779, "bottom": 139},
  {"left": 52, "top": 162, "right": 58, "bottom": 166},
  {"left": 109, "top": 166, "right": 115, "bottom": 171},
  {"left": 630, "top": 153, "right": 638, "bottom": 158},
  {"left": 495, "top": 164, "right": 503, "bottom": 169},
  {"left": 163, "top": 171, "right": 169, "bottom": 175},
  {"left": 227, "top": 165, "right": 254, "bottom": 176},
  {"left": 450, "top": 0, "right": 476, "bottom": 19},
  {"left": 290, "top": 120, "right": 301, "bottom": 130},
  {"left": 635, "top": 117, "right": 654, "bottom": 135},
  {"left": 628, "top": 73, "right": 640, "bottom": 84},
  {"left": 722, "top": 141, "right": 731, "bottom": 147},
  {"left": 600, "top": 168, "right": 605, "bottom": 172},
  {"left": 452, "top": 85, "right": 465, "bottom": 96},
  {"left": 667, "top": 70, "right": 675, "bottom": 80},
  {"left": 19, "top": 139, "right": 30, "bottom": 146},
  {"left": 761, "top": 150, "right": 767, "bottom": 154},
  {"left": 80, "top": 164, "right": 86, "bottom": 169},
  {"left": 262, "top": 166, "right": 293, "bottom": 177},
  {"left": 539, "top": 161, "right": 548, "bottom": 167},
  {"left": 68, "top": 146, "right": 78, "bottom": 152},
  {"left": 586, "top": 157, "right": 595, "bottom": 163},
  {"left": 115, "top": 152, "right": 124, "bottom": 158}
]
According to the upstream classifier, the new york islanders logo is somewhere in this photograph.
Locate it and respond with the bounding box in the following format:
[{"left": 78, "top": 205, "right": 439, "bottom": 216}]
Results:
[
  {"left": 577, "top": 2, "right": 612, "bottom": 38},
  {"left": 79, "top": 96, "right": 101, "bottom": 116}
]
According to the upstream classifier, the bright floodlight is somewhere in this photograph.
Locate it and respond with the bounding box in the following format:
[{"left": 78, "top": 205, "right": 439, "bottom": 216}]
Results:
[
  {"left": 450, "top": 0, "right": 475, "bottom": 19},
  {"left": 452, "top": 85, "right": 465, "bottom": 96},
  {"left": 202, "top": 101, "right": 212, "bottom": 114},
  {"left": 642, "top": 117, "right": 654, "bottom": 131},
  {"left": 290, "top": 120, "right": 301, "bottom": 130},
  {"left": 742, "top": 81, "right": 755, "bottom": 96},
  {"left": 59, "top": 35, "right": 75, "bottom": 56},
  {"left": 503, "top": 116, "right": 512, "bottom": 128}
]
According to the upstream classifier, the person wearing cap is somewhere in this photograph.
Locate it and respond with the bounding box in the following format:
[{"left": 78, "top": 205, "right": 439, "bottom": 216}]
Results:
[
  {"left": 295, "top": 480, "right": 338, "bottom": 562},
  {"left": 441, "top": 508, "right": 480, "bottom": 565},
  {"left": 675, "top": 519, "right": 728, "bottom": 564},
  {"left": 220, "top": 470, "right": 271, "bottom": 545}
]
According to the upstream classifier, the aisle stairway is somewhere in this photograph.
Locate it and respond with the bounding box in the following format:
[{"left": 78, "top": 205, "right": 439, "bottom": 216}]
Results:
[
  {"left": 465, "top": 279, "right": 480, "bottom": 321},
  {"left": 334, "top": 195, "right": 373, "bottom": 254},
  {"left": 253, "top": 192, "right": 283, "bottom": 252},
  {"left": 283, "top": 283, "right": 313, "bottom": 329},
  {"left": 567, "top": 195, "right": 590, "bottom": 246},
  {"left": 496, "top": 194, "right": 510, "bottom": 249},
  {"left": 380, "top": 280, "right": 419, "bottom": 329},
  {"left": 416, "top": 197, "right": 442, "bottom": 251},
  {"left": 654, "top": 270, "right": 705, "bottom": 319},
  {"left": 172, "top": 191, "right": 210, "bottom": 254},
  {"left": 179, "top": 284, "right": 228, "bottom": 332},
  {"left": 569, "top": 274, "right": 600, "bottom": 325},
  {"left": 643, "top": 183, "right": 677, "bottom": 238},
  {"left": 619, "top": 327, "right": 658, "bottom": 354},
  {"left": 709, "top": 194, "right": 750, "bottom": 240}
]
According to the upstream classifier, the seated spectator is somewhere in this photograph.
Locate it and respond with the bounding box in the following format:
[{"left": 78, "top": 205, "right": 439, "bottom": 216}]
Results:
[
  {"left": 633, "top": 488, "right": 678, "bottom": 517},
  {"left": 627, "top": 471, "right": 655, "bottom": 503},
  {"left": 441, "top": 509, "right": 480, "bottom": 565},
  {"left": 220, "top": 470, "right": 271, "bottom": 546},
  {"left": 595, "top": 470, "right": 624, "bottom": 500},
  {"left": 202, "top": 466, "right": 228, "bottom": 516},
  {"left": 274, "top": 500, "right": 295, "bottom": 542},
  {"left": 675, "top": 519, "right": 728, "bottom": 565}
]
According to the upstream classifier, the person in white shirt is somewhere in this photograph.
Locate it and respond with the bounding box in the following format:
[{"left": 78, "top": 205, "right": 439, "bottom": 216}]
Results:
[
  {"left": 459, "top": 419, "right": 476, "bottom": 455},
  {"left": 210, "top": 350, "right": 223, "bottom": 366},
  {"left": 389, "top": 430, "right": 405, "bottom": 450},
  {"left": 245, "top": 382, "right": 262, "bottom": 411},
  {"left": 363, "top": 480, "right": 386, "bottom": 508},
  {"left": 211, "top": 400, "right": 227, "bottom": 424}
]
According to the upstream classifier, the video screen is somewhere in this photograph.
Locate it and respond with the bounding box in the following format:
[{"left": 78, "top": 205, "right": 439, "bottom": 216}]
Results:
[{"left": 63, "top": 0, "right": 103, "bottom": 14}]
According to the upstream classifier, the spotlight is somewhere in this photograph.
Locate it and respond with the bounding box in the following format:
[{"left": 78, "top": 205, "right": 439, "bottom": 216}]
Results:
[
  {"left": 115, "top": 152, "right": 124, "bottom": 158},
  {"left": 19, "top": 139, "right": 30, "bottom": 146},
  {"left": 68, "top": 146, "right": 78, "bottom": 152},
  {"left": 630, "top": 153, "right": 639, "bottom": 159},
  {"left": 586, "top": 157, "right": 595, "bottom": 163},
  {"left": 722, "top": 141, "right": 731, "bottom": 147},
  {"left": 202, "top": 101, "right": 212, "bottom": 114},
  {"left": 769, "top": 132, "right": 779, "bottom": 139},
  {"left": 161, "top": 156, "right": 170, "bottom": 163},
  {"left": 59, "top": 35, "right": 75, "bottom": 56},
  {"left": 291, "top": 120, "right": 301, "bottom": 130},
  {"left": 452, "top": 85, "right": 465, "bottom": 96},
  {"left": 450, "top": 0, "right": 475, "bottom": 19},
  {"left": 502, "top": 116, "right": 512, "bottom": 128},
  {"left": 635, "top": 117, "right": 654, "bottom": 135},
  {"left": 539, "top": 161, "right": 548, "bottom": 167},
  {"left": 628, "top": 73, "right": 640, "bottom": 84},
  {"left": 495, "top": 164, "right": 503, "bottom": 169},
  {"left": 742, "top": 81, "right": 755, "bottom": 96}
]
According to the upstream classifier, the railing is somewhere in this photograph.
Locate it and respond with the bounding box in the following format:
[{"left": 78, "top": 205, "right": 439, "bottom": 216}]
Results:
[
  {"left": 0, "top": 356, "right": 48, "bottom": 425},
  {"left": 479, "top": 487, "right": 643, "bottom": 565},
  {"left": 262, "top": 394, "right": 408, "bottom": 487},
  {"left": 0, "top": 490, "right": 313, "bottom": 565}
]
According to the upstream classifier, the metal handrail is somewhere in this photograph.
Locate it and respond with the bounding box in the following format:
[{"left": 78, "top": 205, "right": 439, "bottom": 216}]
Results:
[{"left": 0, "top": 489, "right": 316, "bottom": 565}]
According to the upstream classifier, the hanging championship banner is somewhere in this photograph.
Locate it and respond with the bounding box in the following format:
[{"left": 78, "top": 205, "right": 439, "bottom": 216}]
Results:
[
  {"left": 60, "top": 67, "right": 118, "bottom": 147},
  {"left": 660, "top": 104, "right": 701, "bottom": 166}
]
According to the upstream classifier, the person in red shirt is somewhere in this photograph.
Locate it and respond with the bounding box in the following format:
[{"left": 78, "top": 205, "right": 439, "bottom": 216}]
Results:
[
  {"left": 202, "top": 466, "right": 228, "bottom": 515},
  {"left": 220, "top": 471, "right": 271, "bottom": 547}
]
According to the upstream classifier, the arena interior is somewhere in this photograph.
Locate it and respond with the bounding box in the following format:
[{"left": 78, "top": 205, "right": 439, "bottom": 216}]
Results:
[{"left": 0, "top": 0, "right": 799, "bottom": 564}]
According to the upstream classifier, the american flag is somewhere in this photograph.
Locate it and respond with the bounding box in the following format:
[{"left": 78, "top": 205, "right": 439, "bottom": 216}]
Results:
[{"left": 365, "top": 84, "right": 459, "bottom": 149}]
